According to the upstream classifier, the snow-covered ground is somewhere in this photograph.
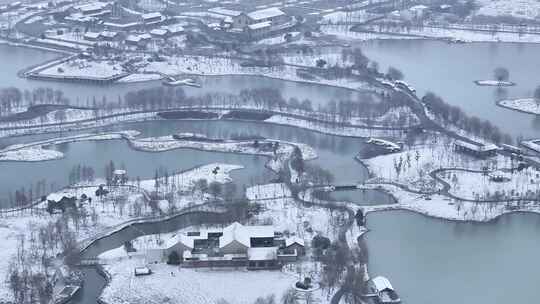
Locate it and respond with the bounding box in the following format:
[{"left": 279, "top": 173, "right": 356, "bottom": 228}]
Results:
[
  {"left": 265, "top": 115, "right": 407, "bottom": 138},
  {"left": 476, "top": 0, "right": 540, "bottom": 20},
  {"left": 100, "top": 256, "right": 296, "bottom": 304},
  {"left": 498, "top": 98, "right": 540, "bottom": 114},
  {"left": 474, "top": 79, "right": 515, "bottom": 86},
  {"left": 323, "top": 24, "right": 540, "bottom": 43},
  {"left": 437, "top": 168, "right": 540, "bottom": 201},
  {"left": 521, "top": 139, "right": 540, "bottom": 153},
  {"left": 0, "top": 162, "right": 243, "bottom": 301},
  {"left": 116, "top": 73, "right": 163, "bottom": 83},
  {"left": 37, "top": 58, "right": 126, "bottom": 79},
  {"left": 362, "top": 183, "right": 540, "bottom": 222},
  {"left": 360, "top": 137, "right": 507, "bottom": 193},
  {"left": 246, "top": 183, "right": 292, "bottom": 200},
  {"left": 0, "top": 131, "right": 140, "bottom": 162}
]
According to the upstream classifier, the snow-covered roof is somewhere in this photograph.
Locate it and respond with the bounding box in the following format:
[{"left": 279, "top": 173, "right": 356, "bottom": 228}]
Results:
[
  {"left": 455, "top": 140, "right": 498, "bottom": 152},
  {"left": 100, "top": 31, "right": 117, "bottom": 38},
  {"left": 134, "top": 266, "right": 151, "bottom": 275},
  {"left": 248, "top": 21, "right": 271, "bottom": 30},
  {"left": 150, "top": 28, "right": 168, "bottom": 36},
  {"left": 142, "top": 12, "right": 162, "bottom": 20},
  {"left": 409, "top": 5, "right": 428, "bottom": 11},
  {"left": 247, "top": 7, "right": 285, "bottom": 21},
  {"left": 163, "top": 24, "right": 184, "bottom": 33},
  {"left": 103, "top": 21, "right": 141, "bottom": 28},
  {"left": 77, "top": 2, "right": 107, "bottom": 12},
  {"left": 219, "top": 222, "right": 274, "bottom": 248},
  {"left": 285, "top": 237, "right": 305, "bottom": 247},
  {"left": 208, "top": 7, "right": 242, "bottom": 17},
  {"left": 126, "top": 35, "right": 141, "bottom": 42},
  {"left": 247, "top": 247, "right": 277, "bottom": 261},
  {"left": 372, "top": 276, "right": 394, "bottom": 292},
  {"left": 139, "top": 33, "right": 152, "bottom": 40},
  {"left": 84, "top": 32, "right": 100, "bottom": 39},
  {"left": 113, "top": 169, "right": 126, "bottom": 175},
  {"left": 165, "top": 231, "right": 208, "bottom": 249}
]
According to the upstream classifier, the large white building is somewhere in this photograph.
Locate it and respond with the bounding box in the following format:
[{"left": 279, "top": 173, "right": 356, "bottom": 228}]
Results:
[
  {"left": 145, "top": 222, "right": 304, "bottom": 269},
  {"left": 210, "top": 7, "right": 293, "bottom": 37}
]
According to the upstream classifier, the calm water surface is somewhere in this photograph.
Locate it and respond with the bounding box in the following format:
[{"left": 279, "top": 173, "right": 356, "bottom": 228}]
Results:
[{"left": 366, "top": 211, "right": 540, "bottom": 304}]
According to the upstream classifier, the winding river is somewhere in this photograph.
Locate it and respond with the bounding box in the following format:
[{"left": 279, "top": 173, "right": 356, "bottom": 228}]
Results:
[{"left": 0, "top": 43, "right": 539, "bottom": 304}]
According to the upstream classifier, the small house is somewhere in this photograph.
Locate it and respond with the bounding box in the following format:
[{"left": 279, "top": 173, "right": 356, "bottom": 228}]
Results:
[
  {"left": 83, "top": 32, "right": 100, "bottom": 41},
  {"left": 99, "top": 31, "right": 118, "bottom": 41},
  {"left": 142, "top": 12, "right": 163, "bottom": 24},
  {"left": 285, "top": 237, "right": 305, "bottom": 256},
  {"left": 369, "top": 276, "right": 401, "bottom": 304},
  {"left": 166, "top": 24, "right": 185, "bottom": 36},
  {"left": 134, "top": 266, "right": 152, "bottom": 276},
  {"left": 150, "top": 28, "right": 168, "bottom": 39}
]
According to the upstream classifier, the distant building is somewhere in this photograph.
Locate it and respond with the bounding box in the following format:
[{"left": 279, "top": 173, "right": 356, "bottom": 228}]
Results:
[
  {"left": 454, "top": 140, "right": 498, "bottom": 158},
  {"left": 142, "top": 12, "right": 163, "bottom": 24},
  {"left": 224, "top": 7, "right": 292, "bottom": 38},
  {"left": 83, "top": 32, "right": 100, "bottom": 41},
  {"left": 76, "top": 2, "right": 110, "bottom": 16},
  {"left": 150, "top": 28, "right": 168, "bottom": 39},
  {"left": 162, "top": 24, "right": 185, "bottom": 36}
]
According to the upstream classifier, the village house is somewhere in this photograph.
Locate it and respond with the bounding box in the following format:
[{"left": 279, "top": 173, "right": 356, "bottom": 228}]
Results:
[
  {"left": 209, "top": 7, "right": 292, "bottom": 37},
  {"left": 83, "top": 32, "right": 100, "bottom": 42},
  {"left": 164, "top": 24, "right": 185, "bottom": 36},
  {"left": 145, "top": 222, "right": 305, "bottom": 269},
  {"left": 142, "top": 12, "right": 163, "bottom": 25},
  {"left": 368, "top": 276, "right": 401, "bottom": 304},
  {"left": 76, "top": 2, "right": 110, "bottom": 17},
  {"left": 454, "top": 140, "right": 498, "bottom": 158},
  {"left": 99, "top": 31, "right": 119, "bottom": 41}
]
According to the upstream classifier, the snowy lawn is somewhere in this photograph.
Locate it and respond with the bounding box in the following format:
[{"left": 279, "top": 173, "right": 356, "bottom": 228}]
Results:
[
  {"left": 437, "top": 168, "right": 540, "bottom": 200},
  {"left": 499, "top": 98, "right": 540, "bottom": 114},
  {"left": 38, "top": 58, "right": 126, "bottom": 79},
  {"left": 362, "top": 184, "right": 540, "bottom": 222},
  {"left": 100, "top": 256, "right": 296, "bottom": 304}
]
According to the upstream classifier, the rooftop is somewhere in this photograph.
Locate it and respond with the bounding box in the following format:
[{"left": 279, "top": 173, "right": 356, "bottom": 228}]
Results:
[
  {"left": 208, "top": 7, "right": 242, "bottom": 17},
  {"left": 372, "top": 276, "right": 394, "bottom": 292},
  {"left": 247, "top": 7, "right": 285, "bottom": 21},
  {"left": 142, "top": 12, "right": 162, "bottom": 20},
  {"left": 248, "top": 21, "right": 272, "bottom": 30},
  {"left": 77, "top": 2, "right": 108, "bottom": 12},
  {"left": 220, "top": 222, "right": 275, "bottom": 248},
  {"left": 455, "top": 140, "right": 498, "bottom": 152}
]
